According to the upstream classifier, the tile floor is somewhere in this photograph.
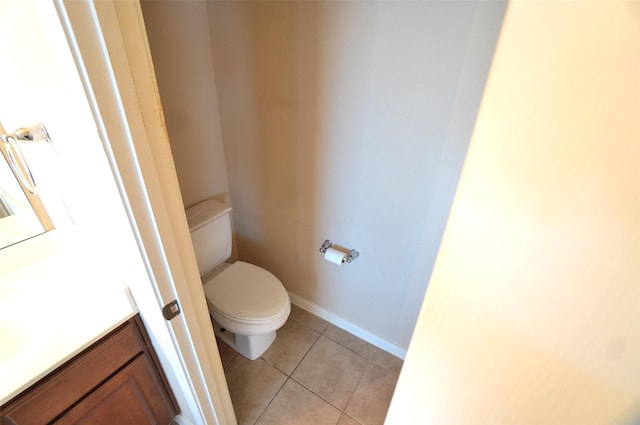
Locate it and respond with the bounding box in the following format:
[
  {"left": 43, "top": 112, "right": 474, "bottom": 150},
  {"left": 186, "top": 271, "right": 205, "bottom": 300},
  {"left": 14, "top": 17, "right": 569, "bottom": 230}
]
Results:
[{"left": 215, "top": 305, "right": 403, "bottom": 425}]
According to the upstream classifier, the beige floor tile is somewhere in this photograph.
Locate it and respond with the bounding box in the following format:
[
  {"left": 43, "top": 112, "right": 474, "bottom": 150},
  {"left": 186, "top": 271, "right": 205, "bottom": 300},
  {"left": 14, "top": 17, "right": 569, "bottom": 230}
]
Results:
[
  {"left": 262, "top": 317, "right": 320, "bottom": 375},
  {"left": 290, "top": 304, "right": 328, "bottom": 333},
  {"left": 256, "top": 379, "right": 342, "bottom": 425},
  {"left": 346, "top": 363, "right": 399, "bottom": 425},
  {"left": 225, "top": 356, "right": 287, "bottom": 425},
  {"left": 371, "top": 348, "right": 403, "bottom": 374},
  {"left": 292, "top": 336, "right": 368, "bottom": 409},
  {"left": 337, "top": 414, "right": 362, "bottom": 425},
  {"left": 216, "top": 337, "right": 238, "bottom": 368},
  {"left": 323, "top": 324, "right": 377, "bottom": 360}
]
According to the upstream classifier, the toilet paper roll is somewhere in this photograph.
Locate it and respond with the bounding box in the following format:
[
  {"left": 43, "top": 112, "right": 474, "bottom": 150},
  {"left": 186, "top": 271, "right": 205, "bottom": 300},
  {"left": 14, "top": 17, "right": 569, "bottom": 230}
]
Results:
[{"left": 324, "top": 247, "right": 346, "bottom": 265}]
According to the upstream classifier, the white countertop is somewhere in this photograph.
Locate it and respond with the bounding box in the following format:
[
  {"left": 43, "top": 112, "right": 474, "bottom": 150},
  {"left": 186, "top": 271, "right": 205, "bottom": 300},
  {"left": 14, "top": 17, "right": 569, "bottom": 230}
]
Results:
[{"left": 0, "top": 238, "right": 137, "bottom": 404}]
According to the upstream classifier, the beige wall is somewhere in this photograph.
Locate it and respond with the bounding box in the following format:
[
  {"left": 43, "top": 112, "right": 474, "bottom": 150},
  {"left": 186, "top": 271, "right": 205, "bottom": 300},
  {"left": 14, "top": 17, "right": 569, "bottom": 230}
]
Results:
[
  {"left": 141, "top": 0, "right": 229, "bottom": 209},
  {"left": 387, "top": 1, "right": 640, "bottom": 423},
  {"left": 207, "top": 1, "right": 505, "bottom": 351}
]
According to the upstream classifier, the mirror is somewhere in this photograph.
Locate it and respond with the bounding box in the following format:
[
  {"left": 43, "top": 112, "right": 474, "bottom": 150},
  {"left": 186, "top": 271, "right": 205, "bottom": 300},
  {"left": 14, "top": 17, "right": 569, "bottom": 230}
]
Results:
[{"left": 0, "top": 122, "right": 54, "bottom": 249}]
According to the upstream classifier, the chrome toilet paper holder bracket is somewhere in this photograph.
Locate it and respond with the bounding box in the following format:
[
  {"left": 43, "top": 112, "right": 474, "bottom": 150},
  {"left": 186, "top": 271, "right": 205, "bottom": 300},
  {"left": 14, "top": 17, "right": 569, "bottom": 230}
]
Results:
[{"left": 319, "top": 240, "right": 359, "bottom": 264}]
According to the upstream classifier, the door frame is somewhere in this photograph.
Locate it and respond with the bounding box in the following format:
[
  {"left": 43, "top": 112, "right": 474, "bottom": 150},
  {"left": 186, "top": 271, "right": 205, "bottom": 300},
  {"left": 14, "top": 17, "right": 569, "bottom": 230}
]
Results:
[{"left": 54, "top": 1, "right": 236, "bottom": 424}]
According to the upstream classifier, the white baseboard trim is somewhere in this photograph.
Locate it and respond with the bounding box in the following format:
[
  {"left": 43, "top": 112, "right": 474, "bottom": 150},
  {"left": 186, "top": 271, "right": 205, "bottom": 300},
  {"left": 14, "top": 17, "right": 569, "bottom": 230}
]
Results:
[
  {"left": 172, "top": 415, "right": 194, "bottom": 425},
  {"left": 288, "top": 291, "right": 407, "bottom": 359}
]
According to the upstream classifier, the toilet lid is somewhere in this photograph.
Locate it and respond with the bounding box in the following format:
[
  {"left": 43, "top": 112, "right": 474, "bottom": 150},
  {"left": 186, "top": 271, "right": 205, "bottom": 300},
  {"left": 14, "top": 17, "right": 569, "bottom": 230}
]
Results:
[{"left": 203, "top": 261, "right": 289, "bottom": 323}]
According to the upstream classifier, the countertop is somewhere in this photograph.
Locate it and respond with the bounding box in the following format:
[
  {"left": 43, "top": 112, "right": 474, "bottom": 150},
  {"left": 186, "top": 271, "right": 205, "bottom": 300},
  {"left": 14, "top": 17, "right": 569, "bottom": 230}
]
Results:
[{"left": 0, "top": 241, "right": 137, "bottom": 404}]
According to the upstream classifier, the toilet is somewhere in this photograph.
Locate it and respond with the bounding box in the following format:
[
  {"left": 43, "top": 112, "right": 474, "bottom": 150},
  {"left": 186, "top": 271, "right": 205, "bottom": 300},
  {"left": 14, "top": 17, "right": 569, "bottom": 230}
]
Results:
[{"left": 186, "top": 199, "right": 290, "bottom": 360}]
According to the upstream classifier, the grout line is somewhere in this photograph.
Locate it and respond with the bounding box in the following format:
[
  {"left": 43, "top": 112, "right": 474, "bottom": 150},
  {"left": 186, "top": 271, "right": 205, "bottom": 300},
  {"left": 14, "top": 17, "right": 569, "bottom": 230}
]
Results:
[
  {"left": 219, "top": 311, "right": 396, "bottom": 425},
  {"left": 225, "top": 350, "right": 239, "bottom": 368},
  {"left": 250, "top": 374, "right": 289, "bottom": 425},
  {"left": 293, "top": 314, "right": 385, "bottom": 421},
  {"left": 289, "top": 295, "right": 407, "bottom": 359},
  {"left": 342, "top": 360, "right": 372, "bottom": 420},
  {"left": 289, "top": 374, "right": 348, "bottom": 414},
  {"left": 260, "top": 316, "right": 321, "bottom": 377},
  {"left": 319, "top": 331, "right": 374, "bottom": 366},
  {"left": 286, "top": 333, "right": 369, "bottom": 416},
  {"left": 282, "top": 329, "right": 349, "bottom": 413},
  {"left": 321, "top": 324, "right": 403, "bottom": 376},
  {"left": 288, "top": 325, "right": 322, "bottom": 378},
  {"left": 225, "top": 351, "right": 240, "bottom": 369},
  {"left": 342, "top": 413, "right": 366, "bottom": 425}
]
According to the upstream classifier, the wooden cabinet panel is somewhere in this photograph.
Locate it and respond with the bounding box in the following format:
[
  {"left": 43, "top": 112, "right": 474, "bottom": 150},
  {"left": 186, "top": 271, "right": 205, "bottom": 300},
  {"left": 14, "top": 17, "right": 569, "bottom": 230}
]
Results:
[
  {"left": 0, "top": 315, "right": 178, "bottom": 425},
  {"left": 55, "top": 355, "right": 175, "bottom": 425}
]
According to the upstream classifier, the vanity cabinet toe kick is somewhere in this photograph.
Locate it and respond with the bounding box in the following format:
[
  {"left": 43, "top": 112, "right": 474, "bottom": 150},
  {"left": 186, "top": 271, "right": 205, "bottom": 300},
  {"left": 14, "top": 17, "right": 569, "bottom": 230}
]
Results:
[{"left": 0, "top": 314, "right": 178, "bottom": 425}]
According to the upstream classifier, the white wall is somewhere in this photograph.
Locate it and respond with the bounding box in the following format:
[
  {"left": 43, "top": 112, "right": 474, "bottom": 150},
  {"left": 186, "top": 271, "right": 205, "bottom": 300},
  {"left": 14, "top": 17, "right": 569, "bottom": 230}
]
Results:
[
  {"left": 387, "top": 1, "right": 640, "bottom": 423},
  {"left": 207, "top": 1, "right": 505, "bottom": 351},
  {"left": 0, "top": 1, "right": 218, "bottom": 422},
  {"left": 141, "top": 0, "right": 229, "bottom": 209},
  {"left": 0, "top": 0, "right": 140, "bottom": 271}
]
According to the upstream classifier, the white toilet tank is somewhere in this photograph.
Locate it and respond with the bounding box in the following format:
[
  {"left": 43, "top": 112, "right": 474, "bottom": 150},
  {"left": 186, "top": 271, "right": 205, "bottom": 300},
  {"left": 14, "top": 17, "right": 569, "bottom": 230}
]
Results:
[{"left": 186, "top": 199, "right": 233, "bottom": 277}]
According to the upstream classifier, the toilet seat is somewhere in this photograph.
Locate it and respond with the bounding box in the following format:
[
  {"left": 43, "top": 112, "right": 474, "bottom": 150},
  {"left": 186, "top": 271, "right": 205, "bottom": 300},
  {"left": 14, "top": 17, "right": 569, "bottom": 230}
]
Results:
[{"left": 203, "top": 261, "right": 290, "bottom": 335}]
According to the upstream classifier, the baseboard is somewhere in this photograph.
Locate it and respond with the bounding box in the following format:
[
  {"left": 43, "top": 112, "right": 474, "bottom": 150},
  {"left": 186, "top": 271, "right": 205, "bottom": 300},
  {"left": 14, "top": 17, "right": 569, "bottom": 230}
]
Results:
[
  {"left": 287, "top": 291, "right": 407, "bottom": 359},
  {"left": 172, "top": 415, "right": 194, "bottom": 425}
]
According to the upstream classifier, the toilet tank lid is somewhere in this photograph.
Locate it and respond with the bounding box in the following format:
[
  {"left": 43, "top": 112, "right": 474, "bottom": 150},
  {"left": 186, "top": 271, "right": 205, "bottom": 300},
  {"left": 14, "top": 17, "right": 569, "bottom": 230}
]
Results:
[{"left": 186, "top": 199, "right": 232, "bottom": 232}]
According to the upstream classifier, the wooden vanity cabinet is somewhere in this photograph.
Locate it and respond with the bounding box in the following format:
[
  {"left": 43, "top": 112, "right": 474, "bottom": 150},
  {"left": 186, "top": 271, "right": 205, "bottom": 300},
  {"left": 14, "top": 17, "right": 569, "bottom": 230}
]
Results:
[{"left": 0, "top": 314, "right": 178, "bottom": 425}]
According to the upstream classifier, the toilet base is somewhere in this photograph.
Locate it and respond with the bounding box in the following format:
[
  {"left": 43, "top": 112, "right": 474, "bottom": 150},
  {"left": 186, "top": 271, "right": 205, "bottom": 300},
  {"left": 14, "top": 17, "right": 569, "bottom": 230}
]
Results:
[{"left": 212, "top": 319, "right": 277, "bottom": 360}]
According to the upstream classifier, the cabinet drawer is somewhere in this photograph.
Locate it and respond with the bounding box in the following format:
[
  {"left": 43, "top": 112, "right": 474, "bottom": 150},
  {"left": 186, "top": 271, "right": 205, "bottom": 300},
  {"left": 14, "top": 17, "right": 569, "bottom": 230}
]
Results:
[{"left": 1, "top": 320, "right": 144, "bottom": 425}]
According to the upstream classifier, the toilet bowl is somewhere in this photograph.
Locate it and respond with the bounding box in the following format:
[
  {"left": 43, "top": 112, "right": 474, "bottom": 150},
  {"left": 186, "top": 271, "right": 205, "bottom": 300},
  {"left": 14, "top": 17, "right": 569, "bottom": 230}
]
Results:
[
  {"left": 186, "top": 199, "right": 290, "bottom": 360},
  {"left": 203, "top": 261, "right": 290, "bottom": 359}
]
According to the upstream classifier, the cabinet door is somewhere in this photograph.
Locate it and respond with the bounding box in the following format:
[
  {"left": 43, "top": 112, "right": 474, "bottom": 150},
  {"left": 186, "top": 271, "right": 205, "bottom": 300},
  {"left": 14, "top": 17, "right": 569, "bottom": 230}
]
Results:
[
  {"left": 1, "top": 321, "right": 147, "bottom": 425},
  {"left": 55, "top": 355, "right": 175, "bottom": 425}
]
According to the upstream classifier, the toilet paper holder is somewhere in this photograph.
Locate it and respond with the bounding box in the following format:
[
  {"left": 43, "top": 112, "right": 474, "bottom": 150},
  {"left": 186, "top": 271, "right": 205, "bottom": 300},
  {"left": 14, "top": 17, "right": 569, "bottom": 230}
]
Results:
[{"left": 319, "top": 240, "right": 359, "bottom": 264}]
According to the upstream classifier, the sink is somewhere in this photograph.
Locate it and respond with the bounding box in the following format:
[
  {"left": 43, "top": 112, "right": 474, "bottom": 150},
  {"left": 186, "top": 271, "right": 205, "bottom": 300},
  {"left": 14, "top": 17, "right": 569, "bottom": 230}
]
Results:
[
  {"left": 0, "top": 253, "right": 136, "bottom": 404},
  {"left": 0, "top": 319, "right": 54, "bottom": 372},
  {"left": 0, "top": 324, "right": 30, "bottom": 364}
]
